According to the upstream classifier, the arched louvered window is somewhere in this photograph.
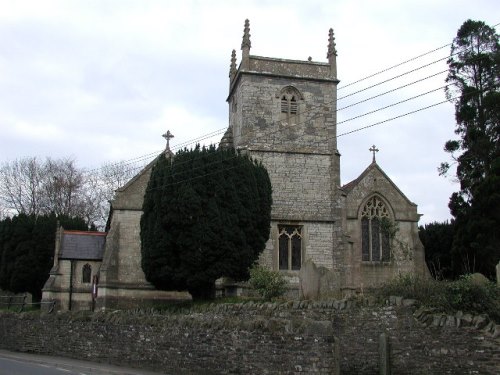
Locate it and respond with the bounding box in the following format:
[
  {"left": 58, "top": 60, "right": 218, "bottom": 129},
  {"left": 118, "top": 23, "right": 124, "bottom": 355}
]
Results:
[
  {"left": 278, "top": 86, "right": 302, "bottom": 124},
  {"left": 361, "top": 196, "right": 391, "bottom": 262},
  {"left": 82, "top": 264, "right": 92, "bottom": 284},
  {"left": 279, "top": 225, "right": 302, "bottom": 270}
]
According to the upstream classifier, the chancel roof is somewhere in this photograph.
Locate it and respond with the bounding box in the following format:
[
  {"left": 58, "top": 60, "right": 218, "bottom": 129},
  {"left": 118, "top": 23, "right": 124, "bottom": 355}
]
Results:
[{"left": 59, "top": 230, "right": 106, "bottom": 260}]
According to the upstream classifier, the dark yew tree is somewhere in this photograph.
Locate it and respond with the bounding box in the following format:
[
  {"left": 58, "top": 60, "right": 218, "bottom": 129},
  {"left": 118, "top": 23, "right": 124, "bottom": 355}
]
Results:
[
  {"left": 0, "top": 213, "right": 87, "bottom": 302},
  {"left": 440, "top": 20, "right": 500, "bottom": 278},
  {"left": 140, "top": 146, "right": 272, "bottom": 300},
  {"left": 419, "top": 221, "right": 455, "bottom": 280}
]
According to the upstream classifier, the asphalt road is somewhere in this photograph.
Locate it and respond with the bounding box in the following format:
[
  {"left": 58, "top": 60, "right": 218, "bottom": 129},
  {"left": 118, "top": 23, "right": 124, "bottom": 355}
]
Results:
[{"left": 0, "top": 350, "right": 166, "bottom": 375}]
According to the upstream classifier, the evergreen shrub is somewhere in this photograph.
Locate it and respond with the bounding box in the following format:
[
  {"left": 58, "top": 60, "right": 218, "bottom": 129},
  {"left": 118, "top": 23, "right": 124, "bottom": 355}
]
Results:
[{"left": 249, "top": 266, "right": 287, "bottom": 300}]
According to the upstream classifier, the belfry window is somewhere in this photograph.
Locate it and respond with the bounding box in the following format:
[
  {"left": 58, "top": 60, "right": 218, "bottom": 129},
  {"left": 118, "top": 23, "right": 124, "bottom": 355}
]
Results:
[
  {"left": 361, "top": 196, "right": 391, "bottom": 262},
  {"left": 82, "top": 264, "right": 92, "bottom": 284},
  {"left": 279, "top": 225, "right": 302, "bottom": 270},
  {"left": 281, "top": 95, "right": 298, "bottom": 115},
  {"left": 278, "top": 86, "right": 302, "bottom": 124}
]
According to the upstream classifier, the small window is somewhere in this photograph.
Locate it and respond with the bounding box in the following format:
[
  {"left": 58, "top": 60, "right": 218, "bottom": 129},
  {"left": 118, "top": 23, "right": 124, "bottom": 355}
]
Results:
[
  {"left": 278, "top": 225, "right": 302, "bottom": 270},
  {"left": 278, "top": 86, "right": 302, "bottom": 124},
  {"left": 290, "top": 97, "right": 297, "bottom": 114},
  {"left": 82, "top": 264, "right": 92, "bottom": 284},
  {"left": 281, "top": 96, "right": 289, "bottom": 113},
  {"left": 361, "top": 196, "right": 391, "bottom": 262}
]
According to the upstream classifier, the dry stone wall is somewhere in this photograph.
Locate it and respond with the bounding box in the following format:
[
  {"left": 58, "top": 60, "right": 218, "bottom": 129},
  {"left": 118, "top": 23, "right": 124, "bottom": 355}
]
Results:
[{"left": 1, "top": 300, "right": 499, "bottom": 374}]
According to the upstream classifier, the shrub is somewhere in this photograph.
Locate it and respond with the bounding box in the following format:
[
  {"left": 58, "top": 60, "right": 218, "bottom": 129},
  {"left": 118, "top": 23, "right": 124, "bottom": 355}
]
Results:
[
  {"left": 249, "top": 266, "right": 287, "bottom": 300},
  {"left": 444, "top": 275, "right": 499, "bottom": 320},
  {"left": 377, "top": 273, "right": 500, "bottom": 322}
]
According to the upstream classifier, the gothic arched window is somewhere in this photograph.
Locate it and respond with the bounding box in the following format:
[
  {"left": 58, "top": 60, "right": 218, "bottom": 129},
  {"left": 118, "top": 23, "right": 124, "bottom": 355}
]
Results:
[
  {"left": 82, "top": 264, "right": 92, "bottom": 284},
  {"left": 277, "top": 86, "right": 302, "bottom": 124},
  {"left": 361, "top": 196, "right": 391, "bottom": 262},
  {"left": 279, "top": 225, "right": 302, "bottom": 270}
]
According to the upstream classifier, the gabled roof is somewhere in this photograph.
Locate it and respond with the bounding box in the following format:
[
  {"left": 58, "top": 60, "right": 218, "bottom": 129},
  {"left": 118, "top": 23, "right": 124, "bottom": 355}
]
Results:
[
  {"left": 59, "top": 230, "right": 107, "bottom": 260},
  {"left": 342, "top": 162, "right": 416, "bottom": 206}
]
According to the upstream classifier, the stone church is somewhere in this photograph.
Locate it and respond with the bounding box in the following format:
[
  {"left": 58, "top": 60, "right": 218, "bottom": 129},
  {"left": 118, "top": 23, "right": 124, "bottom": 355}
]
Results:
[{"left": 43, "top": 20, "right": 428, "bottom": 310}]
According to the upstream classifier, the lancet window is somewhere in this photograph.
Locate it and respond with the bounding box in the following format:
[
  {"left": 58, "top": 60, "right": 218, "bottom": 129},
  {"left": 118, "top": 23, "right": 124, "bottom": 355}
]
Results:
[
  {"left": 279, "top": 225, "right": 302, "bottom": 270},
  {"left": 361, "top": 196, "right": 391, "bottom": 262},
  {"left": 82, "top": 264, "right": 92, "bottom": 284}
]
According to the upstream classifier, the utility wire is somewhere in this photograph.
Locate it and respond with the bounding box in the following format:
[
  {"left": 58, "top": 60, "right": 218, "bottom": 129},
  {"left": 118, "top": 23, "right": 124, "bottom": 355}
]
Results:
[
  {"left": 338, "top": 43, "right": 450, "bottom": 90},
  {"left": 83, "top": 23, "right": 499, "bottom": 177},
  {"left": 87, "top": 42, "right": 451, "bottom": 176},
  {"left": 144, "top": 76, "right": 500, "bottom": 193}
]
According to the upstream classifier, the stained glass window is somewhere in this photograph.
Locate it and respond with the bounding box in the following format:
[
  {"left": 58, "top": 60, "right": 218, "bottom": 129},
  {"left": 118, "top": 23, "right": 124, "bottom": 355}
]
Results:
[
  {"left": 361, "top": 196, "right": 391, "bottom": 262},
  {"left": 278, "top": 225, "right": 302, "bottom": 270}
]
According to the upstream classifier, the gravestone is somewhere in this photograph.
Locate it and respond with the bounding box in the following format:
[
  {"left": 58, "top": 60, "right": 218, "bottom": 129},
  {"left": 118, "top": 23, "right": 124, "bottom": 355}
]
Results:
[
  {"left": 299, "top": 259, "right": 340, "bottom": 300},
  {"left": 496, "top": 261, "right": 500, "bottom": 286}
]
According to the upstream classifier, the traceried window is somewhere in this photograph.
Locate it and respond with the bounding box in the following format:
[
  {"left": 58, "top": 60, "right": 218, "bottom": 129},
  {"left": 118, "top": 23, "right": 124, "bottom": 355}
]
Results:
[
  {"left": 279, "top": 225, "right": 302, "bottom": 270},
  {"left": 361, "top": 196, "right": 391, "bottom": 262},
  {"left": 82, "top": 264, "right": 92, "bottom": 284},
  {"left": 278, "top": 86, "right": 302, "bottom": 124}
]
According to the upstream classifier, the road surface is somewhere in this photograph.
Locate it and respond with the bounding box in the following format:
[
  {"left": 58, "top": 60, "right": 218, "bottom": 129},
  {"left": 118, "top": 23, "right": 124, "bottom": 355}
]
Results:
[{"left": 0, "top": 350, "right": 165, "bottom": 375}]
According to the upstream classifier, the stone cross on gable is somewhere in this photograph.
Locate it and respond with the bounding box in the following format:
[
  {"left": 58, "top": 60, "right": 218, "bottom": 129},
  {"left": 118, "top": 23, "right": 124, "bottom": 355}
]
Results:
[
  {"left": 162, "top": 130, "right": 174, "bottom": 152},
  {"left": 369, "top": 145, "right": 379, "bottom": 163}
]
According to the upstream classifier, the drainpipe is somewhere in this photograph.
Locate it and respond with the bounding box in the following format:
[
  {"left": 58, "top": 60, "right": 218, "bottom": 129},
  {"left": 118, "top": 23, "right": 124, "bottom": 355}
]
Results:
[{"left": 68, "top": 260, "right": 74, "bottom": 311}]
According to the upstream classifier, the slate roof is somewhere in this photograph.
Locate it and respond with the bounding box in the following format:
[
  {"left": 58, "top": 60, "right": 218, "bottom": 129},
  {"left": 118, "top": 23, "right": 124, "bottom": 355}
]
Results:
[{"left": 59, "top": 230, "right": 106, "bottom": 260}]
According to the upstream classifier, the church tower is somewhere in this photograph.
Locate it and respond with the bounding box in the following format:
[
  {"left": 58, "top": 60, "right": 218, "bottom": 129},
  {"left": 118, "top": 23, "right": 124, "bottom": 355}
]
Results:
[{"left": 224, "top": 20, "right": 344, "bottom": 277}]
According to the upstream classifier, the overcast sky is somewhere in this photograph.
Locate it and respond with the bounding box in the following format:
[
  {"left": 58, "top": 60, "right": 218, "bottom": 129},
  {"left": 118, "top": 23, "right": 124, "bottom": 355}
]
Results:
[{"left": 0, "top": 0, "right": 498, "bottom": 225}]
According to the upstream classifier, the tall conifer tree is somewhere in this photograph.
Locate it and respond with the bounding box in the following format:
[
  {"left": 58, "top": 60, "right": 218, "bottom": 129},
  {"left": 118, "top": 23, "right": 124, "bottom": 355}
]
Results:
[
  {"left": 440, "top": 20, "right": 499, "bottom": 277},
  {"left": 140, "top": 146, "right": 272, "bottom": 300}
]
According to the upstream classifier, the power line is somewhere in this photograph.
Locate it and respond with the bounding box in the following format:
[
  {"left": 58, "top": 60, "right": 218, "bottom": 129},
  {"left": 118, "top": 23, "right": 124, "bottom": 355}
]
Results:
[
  {"left": 144, "top": 74, "right": 500, "bottom": 193},
  {"left": 337, "top": 56, "right": 449, "bottom": 100},
  {"left": 337, "top": 85, "right": 448, "bottom": 126},
  {"left": 337, "top": 70, "right": 447, "bottom": 111},
  {"left": 92, "top": 26, "right": 499, "bottom": 183},
  {"left": 144, "top": 97, "right": 450, "bottom": 193},
  {"left": 87, "top": 39, "right": 452, "bottom": 176},
  {"left": 338, "top": 43, "right": 450, "bottom": 90}
]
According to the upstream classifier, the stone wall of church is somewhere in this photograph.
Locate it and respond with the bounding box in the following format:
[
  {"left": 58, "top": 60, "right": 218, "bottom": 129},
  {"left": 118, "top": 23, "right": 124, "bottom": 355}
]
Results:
[
  {"left": 230, "top": 74, "right": 338, "bottom": 156},
  {"left": 252, "top": 151, "right": 334, "bottom": 221},
  {"left": 42, "top": 259, "right": 101, "bottom": 311},
  {"left": 249, "top": 148, "right": 340, "bottom": 275},
  {"left": 249, "top": 56, "right": 332, "bottom": 79},
  {"left": 113, "top": 167, "right": 152, "bottom": 210},
  {"left": 343, "top": 165, "right": 429, "bottom": 290},
  {"left": 258, "top": 220, "right": 335, "bottom": 275},
  {"left": 99, "top": 210, "right": 148, "bottom": 288},
  {"left": 96, "top": 208, "right": 191, "bottom": 310}
]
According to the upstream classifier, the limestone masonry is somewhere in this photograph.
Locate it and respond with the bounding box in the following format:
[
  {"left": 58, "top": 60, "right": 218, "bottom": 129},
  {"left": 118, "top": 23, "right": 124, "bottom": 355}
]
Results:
[{"left": 43, "top": 20, "right": 429, "bottom": 310}]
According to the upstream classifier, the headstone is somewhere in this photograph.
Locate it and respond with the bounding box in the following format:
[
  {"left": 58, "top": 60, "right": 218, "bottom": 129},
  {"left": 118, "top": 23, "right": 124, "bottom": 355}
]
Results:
[
  {"left": 299, "top": 259, "right": 321, "bottom": 300},
  {"left": 299, "top": 259, "right": 340, "bottom": 300},
  {"left": 332, "top": 336, "right": 341, "bottom": 375},
  {"left": 379, "top": 332, "right": 391, "bottom": 375},
  {"left": 496, "top": 261, "right": 500, "bottom": 286},
  {"left": 469, "top": 272, "right": 490, "bottom": 286}
]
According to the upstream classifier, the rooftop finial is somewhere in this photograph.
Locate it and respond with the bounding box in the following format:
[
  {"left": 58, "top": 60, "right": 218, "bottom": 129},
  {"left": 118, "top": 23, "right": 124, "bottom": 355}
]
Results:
[
  {"left": 327, "top": 28, "right": 337, "bottom": 78},
  {"left": 162, "top": 130, "right": 174, "bottom": 154},
  {"left": 241, "top": 19, "right": 251, "bottom": 50},
  {"left": 369, "top": 145, "right": 379, "bottom": 163},
  {"left": 240, "top": 19, "right": 251, "bottom": 70},
  {"left": 327, "top": 28, "right": 337, "bottom": 58},
  {"left": 229, "top": 49, "right": 237, "bottom": 80}
]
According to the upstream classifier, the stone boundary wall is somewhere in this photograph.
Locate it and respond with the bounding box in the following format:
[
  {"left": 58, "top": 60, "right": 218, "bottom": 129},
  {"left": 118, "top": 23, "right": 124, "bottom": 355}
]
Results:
[{"left": 1, "top": 299, "right": 499, "bottom": 374}]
